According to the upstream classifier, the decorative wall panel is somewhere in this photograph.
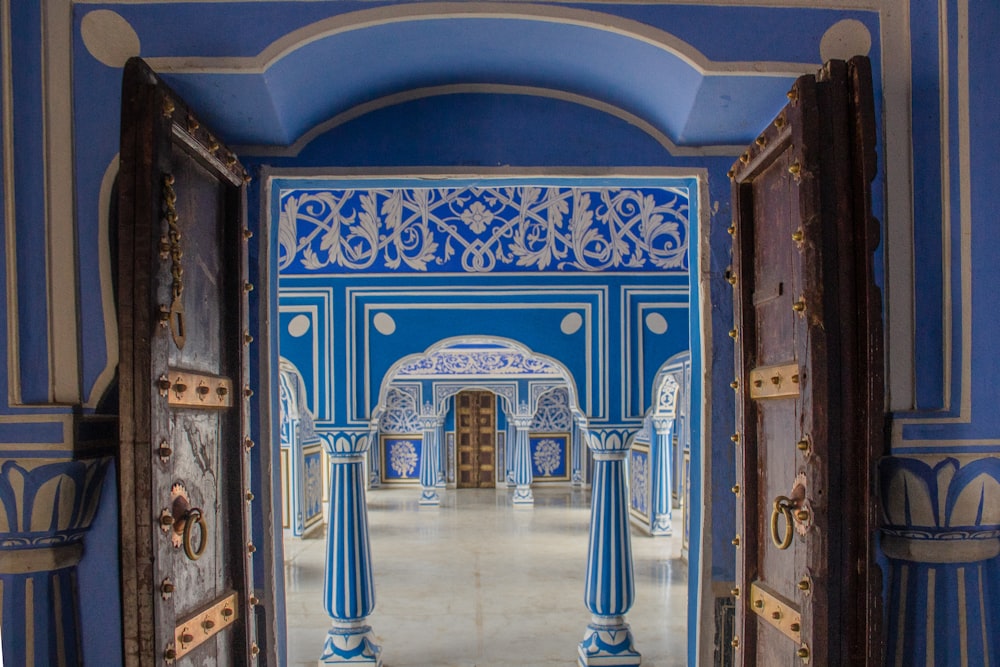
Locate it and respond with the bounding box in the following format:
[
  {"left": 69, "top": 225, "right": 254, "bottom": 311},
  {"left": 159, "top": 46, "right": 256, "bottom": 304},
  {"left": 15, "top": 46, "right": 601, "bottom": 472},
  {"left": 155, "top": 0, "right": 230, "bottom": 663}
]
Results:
[
  {"left": 380, "top": 435, "right": 423, "bottom": 485},
  {"left": 279, "top": 186, "right": 689, "bottom": 274},
  {"left": 531, "top": 387, "right": 573, "bottom": 431},
  {"left": 529, "top": 434, "right": 569, "bottom": 481},
  {"left": 379, "top": 387, "right": 422, "bottom": 434},
  {"left": 629, "top": 444, "right": 651, "bottom": 524}
]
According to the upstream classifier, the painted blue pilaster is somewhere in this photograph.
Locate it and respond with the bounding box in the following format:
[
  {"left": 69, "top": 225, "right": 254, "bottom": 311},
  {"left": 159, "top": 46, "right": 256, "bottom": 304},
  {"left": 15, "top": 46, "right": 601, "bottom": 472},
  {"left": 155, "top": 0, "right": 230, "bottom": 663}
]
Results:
[
  {"left": 505, "top": 421, "right": 516, "bottom": 487},
  {"left": 650, "top": 419, "right": 673, "bottom": 537},
  {"left": 418, "top": 415, "right": 440, "bottom": 506},
  {"left": 579, "top": 428, "right": 641, "bottom": 667},
  {"left": 571, "top": 419, "right": 584, "bottom": 487},
  {"left": 0, "top": 457, "right": 111, "bottom": 667},
  {"left": 435, "top": 422, "right": 446, "bottom": 488},
  {"left": 511, "top": 416, "right": 534, "bottom": 506},
  {"left": 367, "top": 425, "right": 381, "bottom": 489},
  {"left": 318, "top": 432, "right": 382, "bottom": 666},
  {"left": 880, "top": 455, "right": 1000, "bottom": 666}
]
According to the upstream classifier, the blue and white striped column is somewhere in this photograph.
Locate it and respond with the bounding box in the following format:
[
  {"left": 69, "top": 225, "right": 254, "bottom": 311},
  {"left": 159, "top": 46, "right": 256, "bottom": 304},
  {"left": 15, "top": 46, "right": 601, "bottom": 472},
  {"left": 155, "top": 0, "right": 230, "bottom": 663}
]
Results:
[
  {"left": 418, "top": 416, "right": 440, "bottom": 506},
  {"left": 579, "top": 428, "right": 641, "bottom": 666},
  {"left": 0, "top": 457, "right": 110, "bottom": 667},
  {"left": 319, "top": 432, "right": 382, "bottom": 666},
  {"left": 650, "top": 418, "right": 673, "bottom": 536},
  {"left": 511, "top": 416, "right": 534, "bottom": 506},
  {"left": 880, "top": 455, "right": 1000, "bottom": 667}
]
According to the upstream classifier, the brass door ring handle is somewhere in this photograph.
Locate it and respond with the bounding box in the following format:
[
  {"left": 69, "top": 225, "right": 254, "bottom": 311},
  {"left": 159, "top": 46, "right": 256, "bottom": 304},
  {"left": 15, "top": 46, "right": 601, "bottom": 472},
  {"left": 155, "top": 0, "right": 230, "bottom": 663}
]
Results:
[
  {"left": 183, "top": 507, "right": 208, "bottom": 561},
  {"left": 770, "top": 495, "right": 795, "bottom": 549}
]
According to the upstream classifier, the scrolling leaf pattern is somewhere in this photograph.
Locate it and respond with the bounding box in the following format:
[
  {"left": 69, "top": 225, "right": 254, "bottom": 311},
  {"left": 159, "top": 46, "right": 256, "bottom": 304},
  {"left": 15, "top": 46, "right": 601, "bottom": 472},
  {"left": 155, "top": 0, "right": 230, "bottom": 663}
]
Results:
[{"left": 279, "top": 186, "right": 689, "bottom": 274}]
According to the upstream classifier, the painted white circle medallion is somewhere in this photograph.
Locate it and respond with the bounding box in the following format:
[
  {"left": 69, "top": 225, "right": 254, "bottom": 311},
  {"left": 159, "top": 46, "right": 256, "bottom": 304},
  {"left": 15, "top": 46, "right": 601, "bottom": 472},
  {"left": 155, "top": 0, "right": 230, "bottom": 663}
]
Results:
[
  {"left": 561, "top": 312, "right": 583, "bottom": 335},
  {"left": 287, "top": 314, "right": 311, "bottom": 338},
  {"left": 645, "top": 312, "right": 668, "bottom": 335},
  {"left": 820, "top": 19, "right": 872, "bottom": 63},
  {"left": 81, "top": 10, "right": 141, "bottom": 68},
  {"left": 373, "top": 312, "right": 396, "bottom": 335}
]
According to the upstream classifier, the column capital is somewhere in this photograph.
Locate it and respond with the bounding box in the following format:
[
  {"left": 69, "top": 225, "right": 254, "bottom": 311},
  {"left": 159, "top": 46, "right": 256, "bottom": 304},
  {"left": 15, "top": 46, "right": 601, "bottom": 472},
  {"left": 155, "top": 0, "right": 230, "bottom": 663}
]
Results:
[
  {"left": 879, "top": 454, "right": 1000, "bottom": 562},
  {"left": 319, "top": 431, "right": 372, "bottom": 458},
  {"left": 651, "top": 417, "right": 672, "bottom": 434},
  {"left": 0, "top": 455, "right": 111, "bottom": 667},
  {"left": 583, "top": 428, "right": 638, "bottom": 455},
  {"left": 0, "top": 457, "right": 111, "bottom": 547},
  {"left": 417, "top": 415, "right": 441, "bottom": 430},
  {"left": 511, "top": 414, "right": 534, "bottom": 430}
]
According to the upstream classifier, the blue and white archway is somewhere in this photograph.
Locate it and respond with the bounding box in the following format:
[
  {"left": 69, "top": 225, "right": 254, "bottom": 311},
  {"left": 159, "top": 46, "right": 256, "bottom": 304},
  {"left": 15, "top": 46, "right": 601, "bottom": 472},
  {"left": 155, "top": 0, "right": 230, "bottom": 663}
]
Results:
[{"left": 372, "top": 336, "right": 583, "bottom": 506}]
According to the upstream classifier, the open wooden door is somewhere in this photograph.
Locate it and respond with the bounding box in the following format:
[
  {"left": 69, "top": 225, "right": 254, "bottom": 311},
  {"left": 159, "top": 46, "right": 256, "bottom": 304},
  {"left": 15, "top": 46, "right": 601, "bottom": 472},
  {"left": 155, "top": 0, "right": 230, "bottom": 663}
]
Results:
[
  {"left": 729, "top": 57, "right": 885, "bottom": 666},
  {"left": 117, "top": 57, "right": 267, "bottom": 665}
]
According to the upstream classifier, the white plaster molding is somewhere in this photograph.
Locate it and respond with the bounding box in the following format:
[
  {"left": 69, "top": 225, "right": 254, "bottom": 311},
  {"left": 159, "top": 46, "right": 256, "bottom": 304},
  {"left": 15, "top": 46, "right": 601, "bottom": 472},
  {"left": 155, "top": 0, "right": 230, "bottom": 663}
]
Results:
[
  {"left": 85, "top": 156, "right": 121, "bottom": 408},
  {"left": 44, "top": 0, "right": 80, "bottom": 403},
  {"left": 892, "top": 0, "right": 978, "bottom": 438},
  {"left": 880, "top": 0, "right": 915, "bottom": 412},
  {"left": 238, "top": 84, "right": 746, "bottom": 158},
  {"left": 142, "top": 3, "right": 819, "bottom": 77},
  {"left": 80, "top": 9, "right": 140, "bottom": 68},
  {"left": 2, "top": 0, "right": 18, "bottom": 405},
  {"left": 77, "top": 0, "right": 882, "bottom": 7}
]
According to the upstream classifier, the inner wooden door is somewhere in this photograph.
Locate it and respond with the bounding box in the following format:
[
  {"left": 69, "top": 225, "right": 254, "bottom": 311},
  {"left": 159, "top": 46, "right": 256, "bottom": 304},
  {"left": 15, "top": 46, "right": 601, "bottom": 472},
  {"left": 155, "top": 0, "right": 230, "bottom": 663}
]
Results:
[
  {"left": 455, "top": 391, "right": 496, "bottom": 488},
  {"left": 730, "top": 57, "right": 883, "bottom": 666}
]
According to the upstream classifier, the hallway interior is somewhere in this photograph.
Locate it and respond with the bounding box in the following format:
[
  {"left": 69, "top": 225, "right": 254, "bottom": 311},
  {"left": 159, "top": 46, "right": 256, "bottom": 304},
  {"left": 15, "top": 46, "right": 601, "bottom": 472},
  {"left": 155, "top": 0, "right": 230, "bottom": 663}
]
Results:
[{"left": 283, "top": 486, "right": 688, "bottom": 666}]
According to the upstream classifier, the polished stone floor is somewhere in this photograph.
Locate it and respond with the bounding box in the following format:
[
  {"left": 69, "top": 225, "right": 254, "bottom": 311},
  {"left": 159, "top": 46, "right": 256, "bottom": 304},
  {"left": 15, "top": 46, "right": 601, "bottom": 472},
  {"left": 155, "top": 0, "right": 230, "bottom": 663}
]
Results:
[{"left": 284, "top": 486, "right": 687, "bottom": 666}]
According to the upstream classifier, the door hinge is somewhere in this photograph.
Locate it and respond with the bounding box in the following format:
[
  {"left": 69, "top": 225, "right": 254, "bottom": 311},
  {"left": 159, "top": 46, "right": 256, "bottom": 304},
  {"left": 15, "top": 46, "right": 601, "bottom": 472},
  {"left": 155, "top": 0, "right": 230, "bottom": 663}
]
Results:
[
  {"left": 750, "top": 581, "right": 802, "bottom": 643},
  {"left": 173, "top": 591, "right": 239, "bottom": 659},
  {"left": 749, "top": 362, "right": 800, "bottom": 400}
]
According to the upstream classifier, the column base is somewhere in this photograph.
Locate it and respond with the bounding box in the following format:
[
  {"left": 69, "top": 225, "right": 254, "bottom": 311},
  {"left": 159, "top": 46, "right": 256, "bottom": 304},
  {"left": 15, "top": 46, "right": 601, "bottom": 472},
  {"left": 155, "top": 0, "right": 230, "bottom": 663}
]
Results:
[
  {"left": 651, "top": 514, "right": 672, "bottom": 537},
  {"left": 512, "top": 485, "right": 534, "bottom": 506},
  {"left": 419, "top": 488, "right": 440, "bottom": 506},
  {"left": 578, "top": 616, "right": 641, "bottom": 666},
  {"left": 319, "top": 621, "right": 382, "bottom": 666}
]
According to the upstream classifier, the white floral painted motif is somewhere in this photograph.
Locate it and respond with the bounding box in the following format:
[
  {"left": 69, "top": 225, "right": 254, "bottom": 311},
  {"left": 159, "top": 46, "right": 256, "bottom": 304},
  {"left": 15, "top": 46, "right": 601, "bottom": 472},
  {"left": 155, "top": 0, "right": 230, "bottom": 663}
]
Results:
[
  {"left": 279, "top": 186, "right": 689, "bottom": 274},
  {"left": 460, "top": 201, "right": 495, "bottom": 234},
  {"left": 533, "top": 438, "right": 562, "bottom": 476},
  {"left": 389, "top": 440, "right": 418, "bottom": 478}
]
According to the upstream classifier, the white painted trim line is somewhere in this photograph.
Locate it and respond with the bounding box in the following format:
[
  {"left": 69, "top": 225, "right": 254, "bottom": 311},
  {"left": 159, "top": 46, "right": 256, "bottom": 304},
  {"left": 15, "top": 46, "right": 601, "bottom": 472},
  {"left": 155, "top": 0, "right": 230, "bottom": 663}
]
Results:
[
  {"left": 938, "top": 0, "right": 952, "bottom": 413},
  {"left": 957, "top": 0, "right": 971, "bottom": 422},
  {"left": 881, "top": 0, "right": 915, "bottom": 411},
  {"left": 2, "top": 0, "right": 19, "bottom": 406},
  {"left": 77, "top": 0, "right": 883, "bottom": 8},
  {"left": 694, "top": 169, "right": 714, "bottom": 667},
  {"left": 44, "top": 0, "right": 80, "bottom": 404},
  {"left": 86, "top": 156, "right": 120, "bottom": 408}
]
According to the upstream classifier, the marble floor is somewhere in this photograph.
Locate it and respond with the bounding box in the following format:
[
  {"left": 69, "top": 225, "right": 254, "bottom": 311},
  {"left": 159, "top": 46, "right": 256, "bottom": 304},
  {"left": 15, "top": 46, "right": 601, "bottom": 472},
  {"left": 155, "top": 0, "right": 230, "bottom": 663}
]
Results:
[{"left": 284, "top": 486, "right": 688, "bottom": 667}]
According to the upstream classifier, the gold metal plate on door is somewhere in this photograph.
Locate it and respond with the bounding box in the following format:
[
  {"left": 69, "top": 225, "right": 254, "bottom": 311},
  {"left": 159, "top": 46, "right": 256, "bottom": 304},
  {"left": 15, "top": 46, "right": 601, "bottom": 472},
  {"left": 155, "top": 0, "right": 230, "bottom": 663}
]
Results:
[
  {"left": 749, "top": 362, "right": 800, "bottom": 399},
  {"left": 165, "top": 370, "right": 234, "bottom": 408},
  {"left": 750, "top": 582, "right": 802, "bottom": 643},
  {"left": 173, "top": 591, "right": 239, "bottom": 659}
]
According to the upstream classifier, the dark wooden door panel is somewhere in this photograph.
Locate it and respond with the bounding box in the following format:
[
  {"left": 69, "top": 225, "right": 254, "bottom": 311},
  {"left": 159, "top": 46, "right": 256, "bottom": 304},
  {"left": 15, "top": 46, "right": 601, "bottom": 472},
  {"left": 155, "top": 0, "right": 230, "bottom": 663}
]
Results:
[
  {"left": 118, "top": 57, "right": 262, "bottom": 666},
  {"left": 455, "top": 391, "right": 496, "bottom": 488},
  {"left": 730, "top": 57, "right": 884, "bottom": 667}
]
